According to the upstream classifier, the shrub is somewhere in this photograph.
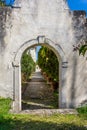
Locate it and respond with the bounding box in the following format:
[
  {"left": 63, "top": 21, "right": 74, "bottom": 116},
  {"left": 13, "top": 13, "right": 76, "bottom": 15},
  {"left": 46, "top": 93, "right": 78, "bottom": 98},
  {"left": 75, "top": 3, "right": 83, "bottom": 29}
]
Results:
[
  {"left": 38, "top": 46, "right": 59, "bottom": 82},
  {"left": 21, "top": 51, "right": 35, "bottom": 82}
]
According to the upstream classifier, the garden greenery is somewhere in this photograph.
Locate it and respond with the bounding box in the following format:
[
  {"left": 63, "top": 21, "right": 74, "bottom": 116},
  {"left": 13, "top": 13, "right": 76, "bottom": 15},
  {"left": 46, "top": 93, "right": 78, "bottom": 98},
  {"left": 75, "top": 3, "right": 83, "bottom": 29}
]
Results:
[
  {"left": 38, "top": 46, "right": 59, "bottom": 82},
  {"left": 73, "top": 41, "right": 87, "bottom": 56},
  {"left": 0, "top": 0, "right": 5, "bottom": 6},
  {"left": 21, "top": 50, "right": 35, "bottom": 82},
  {"left": 0, "top": 98, "right": 87, "bottom": 130}
]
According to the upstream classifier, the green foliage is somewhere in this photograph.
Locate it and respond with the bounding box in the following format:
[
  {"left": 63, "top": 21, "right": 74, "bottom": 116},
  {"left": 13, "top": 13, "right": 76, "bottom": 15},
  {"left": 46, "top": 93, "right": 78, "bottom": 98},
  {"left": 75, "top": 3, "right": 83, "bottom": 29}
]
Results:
[
  {"left": 77, "top": 105, "right": 87, "bottom": 114},
  {"left": 79, "top": 44, "right": 87, "bottom": 56},
  {"left": 0, "top": 97, "right": 11, "bottom": 114},
  {"left": 21, "top": 51, "right": 35, "bottom": 82},
  {"left": 0, "top": 98, "right": 87, "bottom": 130},
  {"left": 73, "top": 41, "right": 87, "bottom": 57},
  {"left": 38, "top": 46, "right": 59, "bottom": 81},
  {"left": 0, "top": 0, "right": 5, "bottom": 6}
]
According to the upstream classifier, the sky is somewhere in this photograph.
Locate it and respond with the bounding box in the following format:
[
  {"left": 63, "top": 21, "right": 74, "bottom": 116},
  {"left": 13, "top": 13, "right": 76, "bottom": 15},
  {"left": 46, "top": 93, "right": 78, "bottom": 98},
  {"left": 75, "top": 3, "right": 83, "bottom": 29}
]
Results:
[
  {"left": 36, "top": 46, "right": 41, "bottom": 61},
  {"left": 4, "top": 0, "right": 15, "bottom": 5},
  {"left": 4, "top": 0, "right": 87, "bottom": 17},
  {"left": 67, "top": 0, "right": 87, "bottom": 16}
]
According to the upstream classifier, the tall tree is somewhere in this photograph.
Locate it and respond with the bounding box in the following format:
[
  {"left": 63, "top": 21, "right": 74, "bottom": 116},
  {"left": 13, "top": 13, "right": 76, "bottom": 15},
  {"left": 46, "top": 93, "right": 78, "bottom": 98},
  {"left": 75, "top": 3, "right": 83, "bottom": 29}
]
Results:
[{"left": 38, "top": 46, "right": 59, "bottom": 82}]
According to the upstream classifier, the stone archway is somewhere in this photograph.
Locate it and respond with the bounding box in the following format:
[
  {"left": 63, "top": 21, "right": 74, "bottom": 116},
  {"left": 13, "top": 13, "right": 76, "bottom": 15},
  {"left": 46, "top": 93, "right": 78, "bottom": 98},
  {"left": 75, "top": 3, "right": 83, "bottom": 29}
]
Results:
[{"left": 12, "top": 36, "right": 68, "bottom": 112}]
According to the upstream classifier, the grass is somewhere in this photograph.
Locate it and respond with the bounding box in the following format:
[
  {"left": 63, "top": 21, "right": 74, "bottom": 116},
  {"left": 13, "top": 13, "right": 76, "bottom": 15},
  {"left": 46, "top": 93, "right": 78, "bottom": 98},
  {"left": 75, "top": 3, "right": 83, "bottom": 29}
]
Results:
[
  {"left": 77, "top": 105, "right": 87, "bottom": 114},
  {"left": 0, "top": 97, "right": 11, "bottom": 114},
  {"left": 0, "top": 97, "right": 87, "bottom": 130}
]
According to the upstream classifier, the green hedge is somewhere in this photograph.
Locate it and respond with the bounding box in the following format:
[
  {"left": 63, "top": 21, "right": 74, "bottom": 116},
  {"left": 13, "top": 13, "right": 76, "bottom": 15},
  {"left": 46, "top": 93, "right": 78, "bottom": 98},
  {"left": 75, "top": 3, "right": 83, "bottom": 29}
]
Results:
[
  {"left": 21, "top": 51, "right": 35, "bottom": 82},
  {"left": 77, "top": 105, "right": 87, "bottom": 114},
  {"left": 38, "top": 46, "right": 59, "bottom": 82},
  {"left": 0, "top": 1, "right": 5, "bottom": 6}
]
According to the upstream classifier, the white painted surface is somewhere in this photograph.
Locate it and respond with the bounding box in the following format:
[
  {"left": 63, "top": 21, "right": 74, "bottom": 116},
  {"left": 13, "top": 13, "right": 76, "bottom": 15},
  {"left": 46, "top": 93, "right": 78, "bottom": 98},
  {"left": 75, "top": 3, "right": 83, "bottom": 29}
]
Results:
[{"left": 0, "top": 0, "right": 87, "bottom": 112}]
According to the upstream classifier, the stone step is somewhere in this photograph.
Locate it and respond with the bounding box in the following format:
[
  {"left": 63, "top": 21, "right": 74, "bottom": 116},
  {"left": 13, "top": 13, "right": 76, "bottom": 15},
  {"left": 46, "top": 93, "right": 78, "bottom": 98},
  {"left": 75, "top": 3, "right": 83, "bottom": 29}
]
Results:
[
  {"left": 30, "top": 78, "right": 45, "bottom": 82},
  {"left": 23, "top": 82, "right": 49, "bottom": 85},
  {"left": 19, "top": 109, "right": 78, "bottom": 115},
  {"left": 23, "top": 71, "right": 54, "bottom": 100},
  {"left": 23, "top": 82, "right": 53, "bottom": 99}
]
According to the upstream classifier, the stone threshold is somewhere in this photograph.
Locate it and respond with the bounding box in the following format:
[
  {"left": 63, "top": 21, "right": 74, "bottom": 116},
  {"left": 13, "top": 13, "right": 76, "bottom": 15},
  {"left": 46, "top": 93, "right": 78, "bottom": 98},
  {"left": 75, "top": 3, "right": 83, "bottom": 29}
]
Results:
[{"left": 17, "top": 109, "right": 78, "bottom": 116}]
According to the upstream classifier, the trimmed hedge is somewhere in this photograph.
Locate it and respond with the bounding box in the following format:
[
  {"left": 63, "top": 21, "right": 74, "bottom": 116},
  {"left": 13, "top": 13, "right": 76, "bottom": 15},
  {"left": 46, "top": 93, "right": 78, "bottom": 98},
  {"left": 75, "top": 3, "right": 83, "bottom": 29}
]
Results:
[
  {"left": 38, "top": 46, "right": 59, "bottom": 82},
  {"left": 21, "top": 51, "right": 35, "bottom": 82}
]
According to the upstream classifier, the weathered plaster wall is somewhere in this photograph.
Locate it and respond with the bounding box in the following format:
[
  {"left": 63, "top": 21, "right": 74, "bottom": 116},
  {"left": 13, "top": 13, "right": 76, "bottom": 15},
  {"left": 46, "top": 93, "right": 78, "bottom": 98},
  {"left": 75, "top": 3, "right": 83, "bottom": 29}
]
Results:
[
  {"left": 0, "top": 7, "right": 13, "bottom": 98},
  {"left": 67, "top": 11, "right": 87, "bottom": 107},
  {"left": 0, "top": 0, "right": 87, "bottom": 108}
]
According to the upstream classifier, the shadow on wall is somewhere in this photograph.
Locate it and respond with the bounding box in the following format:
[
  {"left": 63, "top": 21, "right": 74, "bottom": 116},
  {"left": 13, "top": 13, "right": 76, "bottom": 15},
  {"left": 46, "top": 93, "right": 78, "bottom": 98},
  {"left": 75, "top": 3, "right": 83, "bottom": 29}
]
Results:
[
  {"left": 0, "top": 7, "right": 12, "bottom": 53},
  {"left": 72, "top": 11, "right": 87, "bottom": 44},
  {"left": 71, "top": 11, "right": 87, "bottom": 107},
  {"left": 69, "top": 54, "right": 77, "bottom": 108}
]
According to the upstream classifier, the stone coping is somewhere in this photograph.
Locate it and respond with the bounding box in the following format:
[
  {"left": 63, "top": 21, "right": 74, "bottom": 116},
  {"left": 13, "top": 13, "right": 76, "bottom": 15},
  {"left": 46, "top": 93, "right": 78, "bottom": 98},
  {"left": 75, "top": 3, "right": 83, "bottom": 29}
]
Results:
[{"left": 13, "top": 109, "right": 78, "bottom": 115}]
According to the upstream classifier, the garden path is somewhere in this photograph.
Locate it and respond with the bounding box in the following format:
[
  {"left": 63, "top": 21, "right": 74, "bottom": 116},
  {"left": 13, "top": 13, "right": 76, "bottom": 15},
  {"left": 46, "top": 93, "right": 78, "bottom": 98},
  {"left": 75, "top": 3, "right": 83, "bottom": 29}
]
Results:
[
  {"left": 21, "top": 71, "right": 77, "bottom": 115},
  {"left": 22, "top": 71, "right": 57, "bottom": 110}
]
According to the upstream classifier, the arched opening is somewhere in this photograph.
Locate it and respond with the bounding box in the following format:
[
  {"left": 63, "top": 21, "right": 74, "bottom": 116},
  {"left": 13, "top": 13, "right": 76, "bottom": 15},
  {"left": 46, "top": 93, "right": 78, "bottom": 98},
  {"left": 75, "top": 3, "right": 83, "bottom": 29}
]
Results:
[
  {"left": 21, "top": 45, "right": 59, "bottom": 110},
  {"left": 12, "top": 36, "right": 67, "bottom": 112}
]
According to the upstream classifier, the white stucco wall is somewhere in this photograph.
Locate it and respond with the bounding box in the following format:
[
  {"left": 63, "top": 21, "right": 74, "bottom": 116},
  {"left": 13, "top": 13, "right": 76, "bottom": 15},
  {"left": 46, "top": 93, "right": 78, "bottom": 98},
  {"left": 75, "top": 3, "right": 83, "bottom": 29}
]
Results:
[{"left": 0, "top": 0, "right": 87, "bottom": 110}]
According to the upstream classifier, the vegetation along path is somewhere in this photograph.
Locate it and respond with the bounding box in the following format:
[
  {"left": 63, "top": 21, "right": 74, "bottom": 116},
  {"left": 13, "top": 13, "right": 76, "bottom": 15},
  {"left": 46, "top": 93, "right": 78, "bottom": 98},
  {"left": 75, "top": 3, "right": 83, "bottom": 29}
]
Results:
[
  {"left": 21, "top": 71, "right": 77, "bottom": 115},
  {"left": 22, "top": 71, "right": 57, "bottom": 109}
]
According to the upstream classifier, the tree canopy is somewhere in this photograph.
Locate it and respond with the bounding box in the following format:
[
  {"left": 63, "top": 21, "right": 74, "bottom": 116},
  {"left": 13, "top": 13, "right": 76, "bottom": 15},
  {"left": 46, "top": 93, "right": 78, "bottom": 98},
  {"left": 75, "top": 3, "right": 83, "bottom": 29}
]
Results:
[
  {"left": 38, "top": 46, "right": 59, "bottom": 82},
  {"left": 0, "top": 0, "right": 5, "bottom": 6}
]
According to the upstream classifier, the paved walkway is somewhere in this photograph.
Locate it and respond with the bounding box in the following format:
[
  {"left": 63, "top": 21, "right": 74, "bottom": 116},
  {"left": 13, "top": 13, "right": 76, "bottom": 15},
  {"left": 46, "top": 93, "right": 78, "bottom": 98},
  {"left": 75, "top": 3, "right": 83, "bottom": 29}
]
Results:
[
  {"left": 21, "top": 71, "right": 77, "bottom": 115},
  {"left": 30, "top": 72, "right": 45, "bottom": 81},
  {"left": 22, "top": 71, "right": 58, "bottom": 110}
]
